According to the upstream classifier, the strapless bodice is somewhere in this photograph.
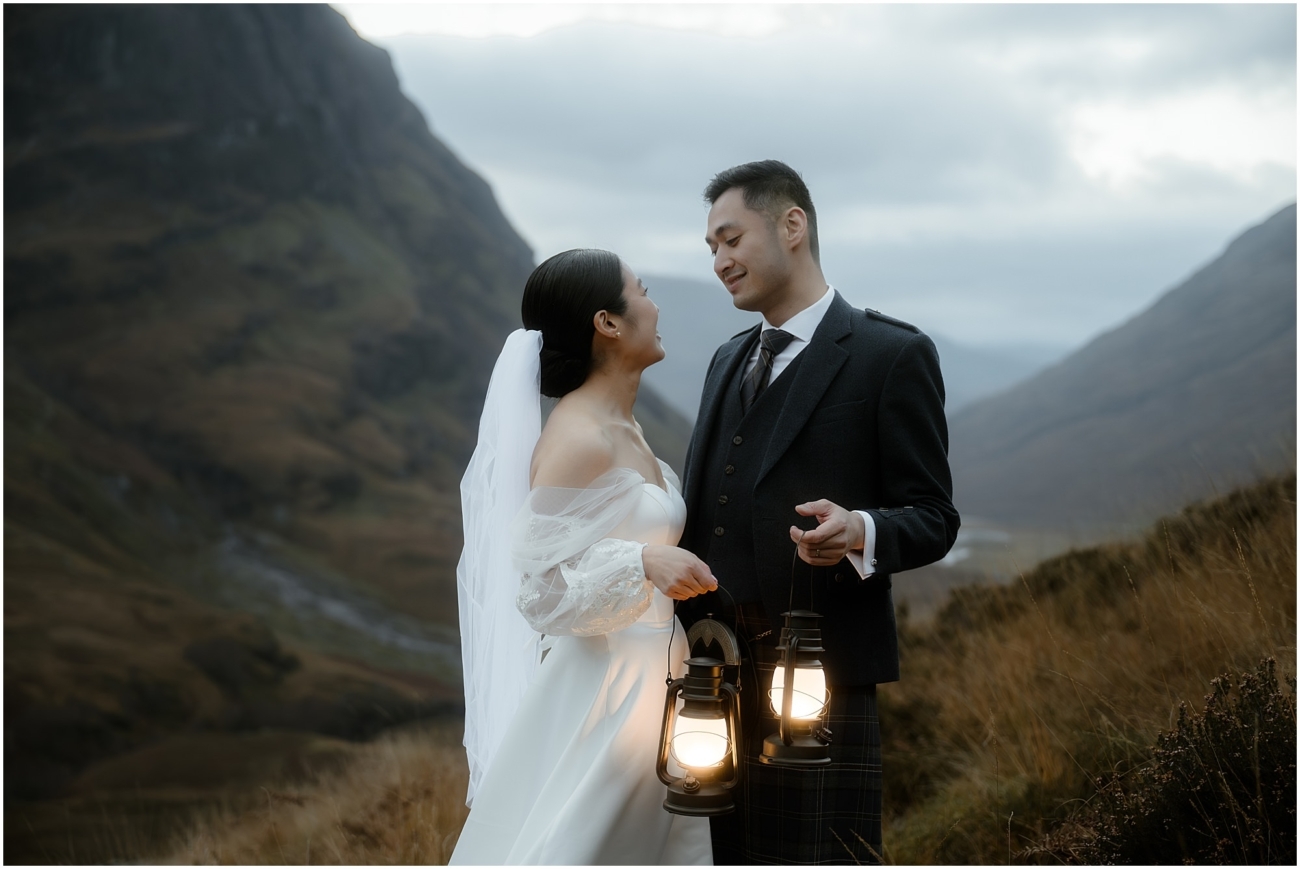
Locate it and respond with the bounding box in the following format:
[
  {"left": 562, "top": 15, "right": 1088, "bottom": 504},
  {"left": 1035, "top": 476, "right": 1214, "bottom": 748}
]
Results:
[
  {"left": 606, "top": 480, "right": 686, "bottom": 625},
  {"left": 608, "top": 481, "right": 687, "bottom": 547}
]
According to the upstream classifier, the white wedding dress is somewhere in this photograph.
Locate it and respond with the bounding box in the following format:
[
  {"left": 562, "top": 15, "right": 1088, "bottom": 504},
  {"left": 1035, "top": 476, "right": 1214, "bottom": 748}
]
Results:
[{"left": 450, "top": 462, "right": 714, "bottom": 865}]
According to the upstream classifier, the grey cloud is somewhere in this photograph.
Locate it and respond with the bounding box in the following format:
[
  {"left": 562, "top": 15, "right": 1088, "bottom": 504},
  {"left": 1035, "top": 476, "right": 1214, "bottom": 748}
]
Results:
[
  {"left": 825, "top": 199, "right": 1288, "bottom": 347},
  {"left": 390, "top": 21, "right": 1067, "bottom": 201},
  {"left": 914, "top": 4, "right": 1295, "bottom": 88},
  {"left": 374, "top": 5, "right": 1294, "bottom": 348}
]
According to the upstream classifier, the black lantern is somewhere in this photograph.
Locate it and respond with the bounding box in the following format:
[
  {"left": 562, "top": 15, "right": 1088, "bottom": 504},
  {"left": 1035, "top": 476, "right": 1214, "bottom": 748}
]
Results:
[
  {"left": 657, "top": 620, "right": 742, "bottom": 816},
  {"left": 760, "top": 609, "right": 832, "bottom": 766}
]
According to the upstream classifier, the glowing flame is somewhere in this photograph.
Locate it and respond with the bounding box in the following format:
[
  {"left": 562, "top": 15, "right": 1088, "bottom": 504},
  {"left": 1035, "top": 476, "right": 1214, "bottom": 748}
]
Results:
[
  {"left": 769, "top": 666, "right": 827, "bottom": 719},
  {"left": 670, "top": 716, "right": 730, "bottom": 768}
]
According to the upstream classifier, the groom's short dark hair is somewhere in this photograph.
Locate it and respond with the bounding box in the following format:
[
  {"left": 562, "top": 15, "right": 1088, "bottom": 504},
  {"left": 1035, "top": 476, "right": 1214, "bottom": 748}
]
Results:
[{"left": 704, "top": 160, "right": 820, "bottom": 262}]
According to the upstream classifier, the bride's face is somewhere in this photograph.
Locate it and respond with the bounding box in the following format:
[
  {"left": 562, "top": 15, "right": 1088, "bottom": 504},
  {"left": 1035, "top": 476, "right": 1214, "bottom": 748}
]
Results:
[{"left": 616, "top": 262, "right": 665, "bottom": 368}]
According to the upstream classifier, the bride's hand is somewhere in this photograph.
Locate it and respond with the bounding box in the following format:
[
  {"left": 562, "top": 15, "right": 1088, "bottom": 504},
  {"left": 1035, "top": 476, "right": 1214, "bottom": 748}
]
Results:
[{"left": 642, "top": 545, "right": 718, "bottom": 600}]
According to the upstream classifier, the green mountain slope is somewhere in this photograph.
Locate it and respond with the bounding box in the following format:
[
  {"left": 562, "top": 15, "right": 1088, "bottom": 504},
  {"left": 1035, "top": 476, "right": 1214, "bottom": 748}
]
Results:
[{"left": 4, "top": 3, "right": 689, "bottom": 801}]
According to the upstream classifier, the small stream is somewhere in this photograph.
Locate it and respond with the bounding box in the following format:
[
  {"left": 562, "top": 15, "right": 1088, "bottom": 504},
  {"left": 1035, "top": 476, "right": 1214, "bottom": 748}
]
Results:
[{"left": 204, "top": 531, "right": 462, "bottom": 678}]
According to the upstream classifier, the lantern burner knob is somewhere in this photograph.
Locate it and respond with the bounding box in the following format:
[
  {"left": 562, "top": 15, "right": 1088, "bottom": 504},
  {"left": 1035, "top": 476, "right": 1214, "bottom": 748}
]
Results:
[{"left": 682, "top": 775, "right": 701, "bottom": 793}]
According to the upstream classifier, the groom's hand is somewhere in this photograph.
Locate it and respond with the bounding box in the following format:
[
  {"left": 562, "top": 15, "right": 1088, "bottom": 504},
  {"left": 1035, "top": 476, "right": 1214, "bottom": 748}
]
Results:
[
  {"left": 790, "top": 499, "right": 866, "bottom": 566},
  {"left": 643, "top": 545, "right": 719, "bottom": 600}
]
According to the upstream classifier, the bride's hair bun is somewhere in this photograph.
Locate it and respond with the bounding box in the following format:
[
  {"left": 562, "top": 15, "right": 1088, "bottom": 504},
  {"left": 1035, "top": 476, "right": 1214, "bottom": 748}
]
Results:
[
  {"left": 536, "top": 345, "right": 590, "bottom": 398},
  {"left": 521, "top": 249, "right": 628, "bottom": 398}
]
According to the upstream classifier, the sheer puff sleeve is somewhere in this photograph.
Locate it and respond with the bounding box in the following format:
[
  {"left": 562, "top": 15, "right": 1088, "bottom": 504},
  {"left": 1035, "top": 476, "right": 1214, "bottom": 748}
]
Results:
[{"left": 511, "top": 467, "right": 655, "bottom": 637}]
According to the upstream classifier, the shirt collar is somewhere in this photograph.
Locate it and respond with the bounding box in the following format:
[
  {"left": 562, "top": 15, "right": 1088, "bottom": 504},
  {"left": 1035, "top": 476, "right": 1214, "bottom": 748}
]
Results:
[{"left": 762, "top": 284, "right": 835, "bottom": 343}]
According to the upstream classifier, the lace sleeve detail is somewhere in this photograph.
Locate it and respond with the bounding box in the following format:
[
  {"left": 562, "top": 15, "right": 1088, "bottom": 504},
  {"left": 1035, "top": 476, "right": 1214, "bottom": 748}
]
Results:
[
  {"left": 508, "top": 467, "right": 656, "bottom": 637},
  {"left": 515, "top": 538, "right": 652, "bottom": 636}
]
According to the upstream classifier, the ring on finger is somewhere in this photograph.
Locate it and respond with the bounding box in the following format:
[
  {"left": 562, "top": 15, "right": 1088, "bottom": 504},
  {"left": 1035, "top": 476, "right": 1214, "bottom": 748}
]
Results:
[{"left": 815, "top": 548, "right": 821, "bottom": 558}]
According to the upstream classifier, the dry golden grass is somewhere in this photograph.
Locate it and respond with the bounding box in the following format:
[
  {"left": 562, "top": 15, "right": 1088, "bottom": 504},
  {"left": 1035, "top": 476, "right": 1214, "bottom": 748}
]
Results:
[
  {"left": 881, "top": 474, "right": 1297, "bottom": 863},
  {"left": 161, "top": 719, "right": 470, "bottom": 865},
  {"left": 154, "top": 476, "right": 1295, "bottom": 866}
]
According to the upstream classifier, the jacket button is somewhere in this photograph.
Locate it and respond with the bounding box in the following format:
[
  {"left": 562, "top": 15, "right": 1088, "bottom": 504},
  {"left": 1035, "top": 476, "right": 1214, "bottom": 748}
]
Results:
[
  {"left": 834, "top": 573, "right": 843, "bottom": 583},
  {"left": 733, "top": 435, "right": 743, "bottom": 445},
  {"left": 714, "top": 526, "right": 725, "bottom": 537},
  {"left": 718, "top": 495, "right": 729, "bottom": 505},
  {"left": 724, "top": 465, "right": 735, "bottom": 475}
]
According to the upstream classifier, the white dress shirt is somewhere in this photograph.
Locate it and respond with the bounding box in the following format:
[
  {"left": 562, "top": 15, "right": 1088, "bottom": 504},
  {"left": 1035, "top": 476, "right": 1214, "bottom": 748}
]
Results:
[{"left": 745, "top": 285, "right": 878, "bottom": 578}]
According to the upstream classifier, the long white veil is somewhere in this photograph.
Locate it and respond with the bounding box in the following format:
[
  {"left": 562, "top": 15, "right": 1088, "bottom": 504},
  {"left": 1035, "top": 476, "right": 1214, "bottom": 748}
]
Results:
[{"left": 456, "top": 328, "right": 544, "bottom": 807}]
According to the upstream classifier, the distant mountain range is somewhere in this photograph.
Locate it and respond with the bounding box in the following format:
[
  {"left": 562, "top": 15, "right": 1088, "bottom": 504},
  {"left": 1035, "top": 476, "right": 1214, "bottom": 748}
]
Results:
[
  {"left": 641, "top": 273, "right": 1064, "bottom": 419},
  {"left": 949, "top": 203, "right": 1297, "bottom": 530},
  {"left": 4, "top": 4, "right": 689, "bottom": 802},
  {"left": 928, "top": 335, "right": 1068, "bottom": 412},
  {"left": 640, "top": 274, "right": 753, "bottom": 418}
]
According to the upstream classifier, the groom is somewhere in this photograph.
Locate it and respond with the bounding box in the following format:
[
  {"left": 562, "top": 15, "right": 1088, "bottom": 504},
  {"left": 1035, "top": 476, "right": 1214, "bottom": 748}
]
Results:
[{"left": 679, "top": 160, "right": 960, "bottom": 864}]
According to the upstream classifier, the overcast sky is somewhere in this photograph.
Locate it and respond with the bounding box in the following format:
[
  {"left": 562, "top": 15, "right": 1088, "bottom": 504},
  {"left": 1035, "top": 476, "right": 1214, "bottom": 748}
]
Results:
[{"left": 335, "top": 3, "right": 1295, "bottom": 351}]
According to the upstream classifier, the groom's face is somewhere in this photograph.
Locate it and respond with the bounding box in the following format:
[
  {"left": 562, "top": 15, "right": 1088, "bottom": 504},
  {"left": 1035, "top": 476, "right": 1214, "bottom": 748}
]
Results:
[{"left": 706, "top": 188, "right": 793, "bottom": 316}]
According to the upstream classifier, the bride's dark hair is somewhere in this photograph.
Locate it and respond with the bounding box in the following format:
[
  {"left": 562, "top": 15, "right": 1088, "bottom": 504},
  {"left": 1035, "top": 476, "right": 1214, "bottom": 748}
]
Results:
[{"left": 521, "top": 248, "right": 628, "bottom": 398}]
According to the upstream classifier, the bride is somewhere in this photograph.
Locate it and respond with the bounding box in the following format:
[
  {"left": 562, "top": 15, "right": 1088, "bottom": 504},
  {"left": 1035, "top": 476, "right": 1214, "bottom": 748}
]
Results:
[{"left": 451, "top": 249, "right": 718, "bottom": 865}]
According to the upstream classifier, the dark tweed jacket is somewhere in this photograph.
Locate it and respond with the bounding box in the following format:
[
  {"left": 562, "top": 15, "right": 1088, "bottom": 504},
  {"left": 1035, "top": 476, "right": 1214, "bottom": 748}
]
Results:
[{"left": 679, "top": 291, "right": 960, "bottom": 686}]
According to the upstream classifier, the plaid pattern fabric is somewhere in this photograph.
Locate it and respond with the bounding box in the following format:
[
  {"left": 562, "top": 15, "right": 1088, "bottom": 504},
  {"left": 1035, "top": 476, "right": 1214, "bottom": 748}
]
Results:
[{"left": 711, "top": 658, "right": 882, "bottom": 865}]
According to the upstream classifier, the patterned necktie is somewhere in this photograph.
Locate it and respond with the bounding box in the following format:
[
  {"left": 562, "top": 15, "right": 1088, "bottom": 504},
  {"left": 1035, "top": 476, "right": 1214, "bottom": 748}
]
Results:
[{"left": 740, "top": 329, "right": 795, "bottom": 413}]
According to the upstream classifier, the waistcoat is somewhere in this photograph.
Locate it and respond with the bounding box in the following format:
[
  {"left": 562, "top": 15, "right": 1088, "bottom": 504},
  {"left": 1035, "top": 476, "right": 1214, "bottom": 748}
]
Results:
[{"left": 686, "top": 347, "right": 806, "bottom": 602}]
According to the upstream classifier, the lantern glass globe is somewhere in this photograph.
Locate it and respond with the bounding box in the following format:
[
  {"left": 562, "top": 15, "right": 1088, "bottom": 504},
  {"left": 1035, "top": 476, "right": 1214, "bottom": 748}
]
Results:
[
  {"left": 670, "top": 715, "right": 730, "bottom": 768},
  {"left": 769, "top": 667, "right": 827, "bottom": 719}
]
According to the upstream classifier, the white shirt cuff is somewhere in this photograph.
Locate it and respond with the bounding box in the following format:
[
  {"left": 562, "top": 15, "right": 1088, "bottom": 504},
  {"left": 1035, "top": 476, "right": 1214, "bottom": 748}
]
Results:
[{"left": 845, "top": 510, "right": 878, "bottom": 578}]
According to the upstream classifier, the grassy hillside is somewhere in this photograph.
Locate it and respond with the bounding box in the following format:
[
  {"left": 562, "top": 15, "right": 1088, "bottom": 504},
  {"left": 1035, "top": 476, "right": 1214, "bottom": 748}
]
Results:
[
  {"left": 881, "top": 472, "right": 1295, "bottom": 863},
  {"left": 73, "top": 473, "right": 1289, "bottom": 865},
  {"left": 164, "top": 721, "right": 470, "bottom": 865}
]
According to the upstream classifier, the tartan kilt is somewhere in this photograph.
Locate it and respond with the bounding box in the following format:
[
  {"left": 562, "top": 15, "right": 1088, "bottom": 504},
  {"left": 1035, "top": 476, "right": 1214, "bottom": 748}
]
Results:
[{"left": 711, "top": 658, "right": 882, "bottom": 865}]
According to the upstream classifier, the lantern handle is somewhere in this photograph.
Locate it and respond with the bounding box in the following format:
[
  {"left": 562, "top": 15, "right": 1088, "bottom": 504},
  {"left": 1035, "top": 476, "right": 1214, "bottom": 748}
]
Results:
[
  {"left": 665, "top": 602, "right": 678, "bottom": 685},
  {"left": 656, "top": 678, "right": 685, "bottom": 787},
  {"left": 790, "top": 531, "right": 817, "bottom": 614},
  {"left": 789, "top": 535, "right": 799, "bottom": 615}
]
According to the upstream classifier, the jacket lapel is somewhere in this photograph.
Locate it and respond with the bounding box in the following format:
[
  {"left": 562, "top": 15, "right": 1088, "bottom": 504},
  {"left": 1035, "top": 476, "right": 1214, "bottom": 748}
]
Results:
[
  {"left": 756, "top": 292, "right": 853, "bottom": 487},
  {"left": 685, "top": 325, "right": 760, "bottom": 510}
]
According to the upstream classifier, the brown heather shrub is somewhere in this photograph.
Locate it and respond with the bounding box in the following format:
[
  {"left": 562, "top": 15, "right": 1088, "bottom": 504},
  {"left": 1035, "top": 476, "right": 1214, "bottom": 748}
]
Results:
[
  {"left": 161, "top": 719, "right": 470, "bottom": 864},
  {"left": 1043, "top": 658, "right": 1295, "bottom": 864},
  {"left": 880, "top": 474, "right": 1296, "bottom": 864}
]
